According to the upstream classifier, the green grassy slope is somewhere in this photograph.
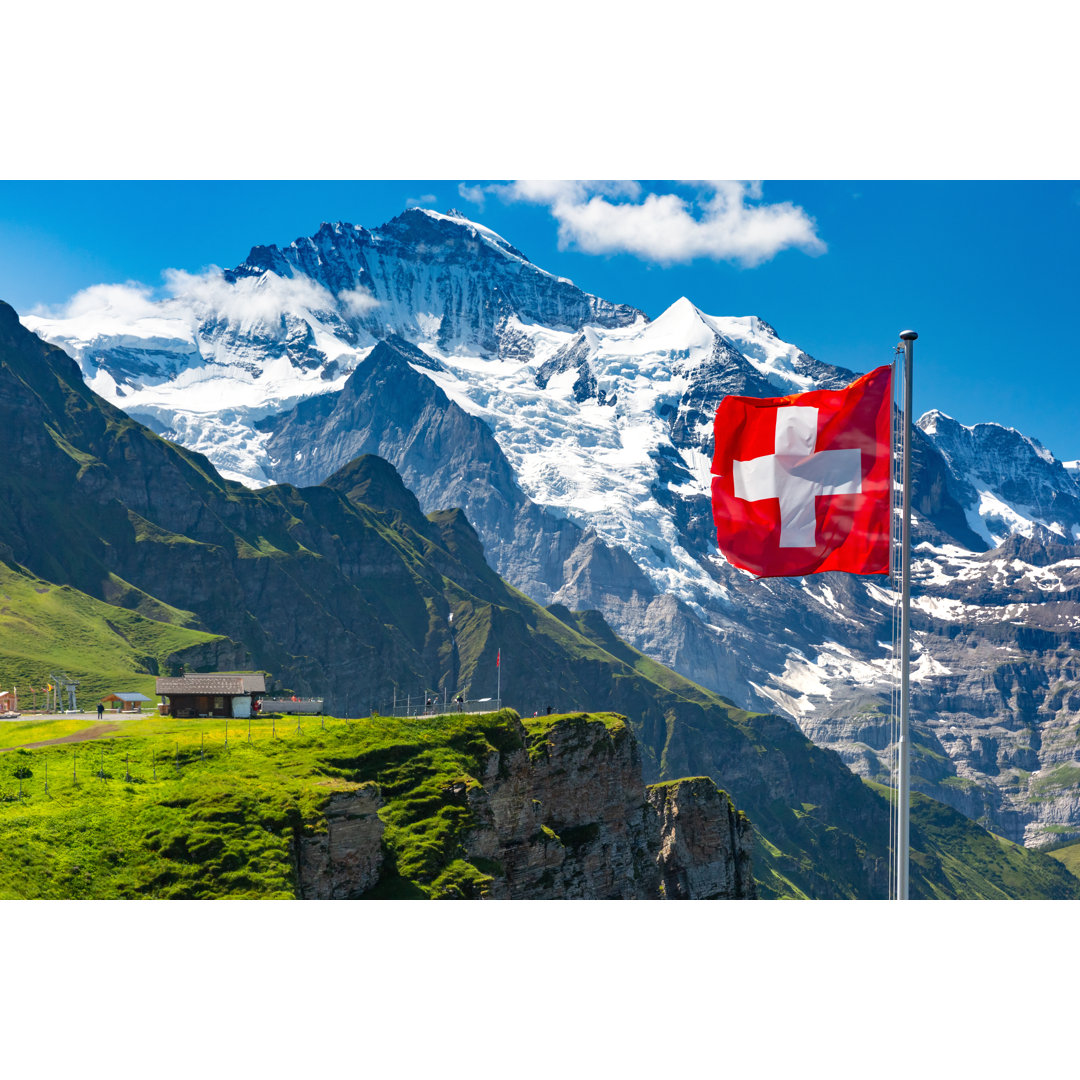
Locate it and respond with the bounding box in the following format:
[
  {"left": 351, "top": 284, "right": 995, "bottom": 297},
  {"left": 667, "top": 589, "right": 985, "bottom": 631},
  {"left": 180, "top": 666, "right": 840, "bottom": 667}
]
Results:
[
  {"left": 0, "top": 562, "right": 228, "bottom": 703},
  {"left": 1043, "top": 841, "right": 1080, "bottom": 881},
  {"left": 902, "top": 788, "right": 1080, "bottom": 899},
  {"left": 0, "top": 709, "right": 597, "bottom": 899}
]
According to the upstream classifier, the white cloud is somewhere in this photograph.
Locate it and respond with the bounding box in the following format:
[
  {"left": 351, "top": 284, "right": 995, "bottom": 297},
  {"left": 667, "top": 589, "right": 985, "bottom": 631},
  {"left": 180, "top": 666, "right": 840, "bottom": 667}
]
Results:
[
  {"left": 162, "top": 267, "right": 339, "bottom": 326},
  {"left": 339, "top": 285, "right": 380, "bottom": 318},
  {"left": 30, "top": 263, "right": 379, "bottom": 337},
  {"left": 457, "top": 182, "right": 489, "bottom": 208},
  {"left": 486, "top": 180, "right": 825, "bottom": 267},
  {"left": 405, "top": 193, "right": 437, "bottom": 208},
  {"left": 34, "top": 267, "right": 346, "bottom": 329},
  {"left": 30, "top": 281, "right": 162, "bottom": 321}
]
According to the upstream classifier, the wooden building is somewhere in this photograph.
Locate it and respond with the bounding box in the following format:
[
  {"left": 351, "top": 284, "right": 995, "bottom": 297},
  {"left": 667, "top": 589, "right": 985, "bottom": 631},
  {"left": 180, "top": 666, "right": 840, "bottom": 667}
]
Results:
[
  {"left": 155, "top": 673, "right": 266, "bottom": 719},
  {"left": 101, "top": 692, "right": 151, "bottom": 713}
]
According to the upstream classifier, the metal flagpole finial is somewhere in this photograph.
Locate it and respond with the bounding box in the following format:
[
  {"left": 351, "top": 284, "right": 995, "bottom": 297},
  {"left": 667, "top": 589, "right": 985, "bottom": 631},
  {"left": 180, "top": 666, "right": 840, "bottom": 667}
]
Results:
[{"left": 899, "top": 330, "right": 918, "bottom": 341}]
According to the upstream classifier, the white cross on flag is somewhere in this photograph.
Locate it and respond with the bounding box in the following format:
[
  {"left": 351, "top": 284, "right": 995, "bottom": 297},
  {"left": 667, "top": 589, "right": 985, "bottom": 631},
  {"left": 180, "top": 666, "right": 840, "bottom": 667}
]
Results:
[{"left": 711, "top": 365, "right": 892, "bottom": 577}]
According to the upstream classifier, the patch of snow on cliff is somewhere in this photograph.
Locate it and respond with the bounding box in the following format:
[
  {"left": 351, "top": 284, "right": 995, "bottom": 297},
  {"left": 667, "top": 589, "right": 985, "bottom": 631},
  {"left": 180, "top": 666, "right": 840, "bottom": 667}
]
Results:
[
  {"left": 864, "top": 581, "right": 897, "bottom": 607},
  {"left": 911, "top": 595, "right": 968, "bottom": 620},
  {"left": 800, "top": 581, "right": 859, "bottom": 624},
  {"left": 756, "top": 642, "right": 898, "bottom": 720},
  {"left": 910, "top": 639, "right": 952, "bottom": 681}
]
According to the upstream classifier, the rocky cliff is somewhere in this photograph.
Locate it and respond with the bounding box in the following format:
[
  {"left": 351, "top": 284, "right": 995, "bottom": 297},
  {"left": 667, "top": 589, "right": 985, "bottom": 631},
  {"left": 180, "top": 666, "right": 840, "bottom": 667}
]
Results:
[{"left": 297, "top": 712, "right": 756, "bottom": 900}]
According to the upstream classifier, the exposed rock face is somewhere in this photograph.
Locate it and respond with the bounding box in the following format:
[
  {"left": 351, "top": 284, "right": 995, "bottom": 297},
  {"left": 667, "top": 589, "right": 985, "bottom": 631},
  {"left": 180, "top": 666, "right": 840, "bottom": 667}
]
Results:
[
  {"left": 462, "top": 715, "right": 755, "bottom": 899},
  {"left": 786, "top": 529, "right": 1080, "bottom": 847},
  {"left": 462, "top": 714, "right": 662, "bottom": 899},
  {"left": 295, "top": 714, "right": 756, "bottom": 900},
  {"left": 236, "top": 211, "right": 643, "bottom": 351},
  {"left": 468, "top": 715, "right": 757, "bottom": 900},
  {"left": 297, "top": 784, "right": 384, "bottom": 899},
  {"left": 648, "top": 778, "right": 757, "bottom": 899}
]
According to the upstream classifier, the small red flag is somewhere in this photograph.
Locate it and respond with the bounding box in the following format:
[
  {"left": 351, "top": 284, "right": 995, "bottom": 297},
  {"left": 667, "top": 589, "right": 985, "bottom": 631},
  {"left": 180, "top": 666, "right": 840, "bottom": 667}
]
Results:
[
  {"left": 711, "top": 365, "right": 892, "bottom": 578},
  {"left": 496, "top": 649, "right": 500, "bottom": 668}
]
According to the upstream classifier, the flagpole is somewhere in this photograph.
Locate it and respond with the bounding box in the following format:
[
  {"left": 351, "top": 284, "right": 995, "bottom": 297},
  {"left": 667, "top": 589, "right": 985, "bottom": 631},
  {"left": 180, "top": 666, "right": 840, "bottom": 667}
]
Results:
[{"left": 897, "top": 330, "right": 917, "bottom": 900}]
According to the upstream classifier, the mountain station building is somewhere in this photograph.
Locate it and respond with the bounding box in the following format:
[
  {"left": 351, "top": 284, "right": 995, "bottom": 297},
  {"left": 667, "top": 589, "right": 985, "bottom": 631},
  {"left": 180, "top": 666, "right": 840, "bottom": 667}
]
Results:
[
  {"left": 100, "top": 692, "right": 151, "bottom": 713},
  {"left": 155, "top": 673, "right": 266, "bottom": 719}
]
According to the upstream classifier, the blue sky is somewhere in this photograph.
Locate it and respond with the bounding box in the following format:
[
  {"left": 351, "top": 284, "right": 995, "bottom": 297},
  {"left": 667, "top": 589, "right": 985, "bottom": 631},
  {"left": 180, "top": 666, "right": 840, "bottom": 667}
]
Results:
[{"left": 2, "top": 179, "right": 1078, "bottom": 459}]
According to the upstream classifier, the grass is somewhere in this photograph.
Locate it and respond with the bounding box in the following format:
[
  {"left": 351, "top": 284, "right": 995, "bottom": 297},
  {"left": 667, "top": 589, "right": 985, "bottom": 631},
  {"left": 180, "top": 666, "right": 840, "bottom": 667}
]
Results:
[
  {"left": 0, "top": 707, "right": 557, "bottom": 899},
  {"left": 518, "top": 710, "right": 628, "bottom": 763},
  {"left": 939, "top": 776, "right": 979, "bottom": 792},
  {"left": 906, "top": 790, "right": 1080, "bottom": 899},
  {"left": 1047, "top": 842, "right": 1080, "bottom": 880},
  {"left": 0, "top": 562, "right": 223, "bottom": 704},
  {"left": 0, "top": 717, "right": 101, "bottom": 750}
]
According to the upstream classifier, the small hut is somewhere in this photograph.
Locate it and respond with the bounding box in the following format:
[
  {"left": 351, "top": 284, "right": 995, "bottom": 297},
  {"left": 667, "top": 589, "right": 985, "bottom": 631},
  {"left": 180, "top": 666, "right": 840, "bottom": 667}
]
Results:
[
  {"left": 155, "top": 673, "right": 266, "bottom": 719},
  {"left": 101, "top": 692, "right": 152, "bottom": 713}
]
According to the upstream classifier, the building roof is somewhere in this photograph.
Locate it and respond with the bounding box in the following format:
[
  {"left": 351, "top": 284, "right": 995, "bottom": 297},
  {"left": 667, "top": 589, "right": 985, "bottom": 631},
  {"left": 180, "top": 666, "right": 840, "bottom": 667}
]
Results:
[
  {"left": 155, "top": 673, "right": 266, "bottom": 695},
  {"left": 102, "top": 692, "right": 152, "bottom": 703}
]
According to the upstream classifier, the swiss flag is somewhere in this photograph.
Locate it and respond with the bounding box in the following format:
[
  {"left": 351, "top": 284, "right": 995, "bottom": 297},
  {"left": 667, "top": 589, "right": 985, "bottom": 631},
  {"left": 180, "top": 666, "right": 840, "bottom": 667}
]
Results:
[{"left": 711, "top": 365, "right": 892, "bottom": 578}]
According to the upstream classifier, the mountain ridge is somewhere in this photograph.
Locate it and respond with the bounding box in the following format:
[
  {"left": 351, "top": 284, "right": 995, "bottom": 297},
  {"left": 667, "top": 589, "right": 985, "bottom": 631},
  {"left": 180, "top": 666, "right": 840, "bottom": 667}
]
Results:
[{"left": 16, "top": 207, "right": 1080, "bottom": 847}]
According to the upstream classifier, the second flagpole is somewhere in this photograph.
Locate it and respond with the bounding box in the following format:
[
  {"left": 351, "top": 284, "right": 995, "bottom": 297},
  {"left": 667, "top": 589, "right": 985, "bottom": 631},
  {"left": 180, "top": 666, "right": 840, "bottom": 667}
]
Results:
[{"left": 897, "top": 329, "right": 917, "bottom": 900}]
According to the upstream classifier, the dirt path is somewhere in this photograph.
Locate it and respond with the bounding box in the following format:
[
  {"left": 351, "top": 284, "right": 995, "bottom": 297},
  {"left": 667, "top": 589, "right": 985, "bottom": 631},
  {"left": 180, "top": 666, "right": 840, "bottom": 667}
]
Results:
[{"left": 0, "top": 723, "right": 121, "bottom": 753}]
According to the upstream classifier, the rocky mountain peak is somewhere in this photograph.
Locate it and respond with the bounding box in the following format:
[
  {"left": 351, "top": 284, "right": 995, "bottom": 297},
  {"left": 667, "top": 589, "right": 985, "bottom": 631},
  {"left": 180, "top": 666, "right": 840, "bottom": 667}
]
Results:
[
  {"left": 380, "top": 206, "right": 534, "bottom": 263},
  {"left": 919, "top": 408, "right": 1080, "bottom": 545}
]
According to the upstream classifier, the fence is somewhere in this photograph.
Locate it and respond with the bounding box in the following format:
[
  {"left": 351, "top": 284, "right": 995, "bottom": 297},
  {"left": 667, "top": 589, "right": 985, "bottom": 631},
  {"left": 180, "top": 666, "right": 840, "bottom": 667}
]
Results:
[
  {"left": 0, "top": 704, "right": 526, "bottom": 805},
  {"left": 381, "top": 696, "right": 502, "bottom": 718}
]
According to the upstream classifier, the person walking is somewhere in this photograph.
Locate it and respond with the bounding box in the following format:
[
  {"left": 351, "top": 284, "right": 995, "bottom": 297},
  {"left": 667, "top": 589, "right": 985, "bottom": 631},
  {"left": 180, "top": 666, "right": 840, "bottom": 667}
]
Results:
[{"left": 97, "top": 701, "right": 104, "bottom": 720}]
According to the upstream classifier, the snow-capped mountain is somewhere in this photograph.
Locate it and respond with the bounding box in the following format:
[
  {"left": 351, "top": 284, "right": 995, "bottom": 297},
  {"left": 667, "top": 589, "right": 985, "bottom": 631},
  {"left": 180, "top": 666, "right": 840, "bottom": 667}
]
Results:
[
  {"left": 23, "top": 209, "right": 639, "bottom": 485},
  {"left": 918, "top": 410, "right": 1080, "bottom": 546},
  {"left": 22, "top": 207, "right": 1080, "bottom": 847}
]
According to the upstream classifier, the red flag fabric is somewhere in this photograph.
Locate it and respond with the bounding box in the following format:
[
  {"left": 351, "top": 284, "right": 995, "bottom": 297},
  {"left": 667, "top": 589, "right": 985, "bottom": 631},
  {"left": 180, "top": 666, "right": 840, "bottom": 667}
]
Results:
[
  {"left": 711, "top": 365, "right": 892, "bottom": 578},
  {"left": 496, "top": 649, "right": 500, "bottom": 668}
]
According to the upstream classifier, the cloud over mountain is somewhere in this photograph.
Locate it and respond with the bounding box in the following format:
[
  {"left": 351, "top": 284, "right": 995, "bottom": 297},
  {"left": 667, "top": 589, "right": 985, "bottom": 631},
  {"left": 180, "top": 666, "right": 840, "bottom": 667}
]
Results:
[{"left": 462, "top": 180, "right": 826, "bottom": 266}]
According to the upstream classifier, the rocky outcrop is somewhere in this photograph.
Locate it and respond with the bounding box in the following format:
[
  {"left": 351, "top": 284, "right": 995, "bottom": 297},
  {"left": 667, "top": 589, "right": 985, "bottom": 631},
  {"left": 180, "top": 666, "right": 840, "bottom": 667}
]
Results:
[
  {"left": 460, "top": 714, "right": 755, "bottom": 899},
  {"left": 295, "top": 714, "right": 756, "bottom": 900},
  {"left": 297, "top": 784, "right": 385, "bottom": 899},
  {"left": 462, "top": 714, "right": 658, "bottom": 899},
  {"left": 648, "top": 778, "right": 757, "bottom": 899}
]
